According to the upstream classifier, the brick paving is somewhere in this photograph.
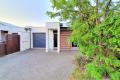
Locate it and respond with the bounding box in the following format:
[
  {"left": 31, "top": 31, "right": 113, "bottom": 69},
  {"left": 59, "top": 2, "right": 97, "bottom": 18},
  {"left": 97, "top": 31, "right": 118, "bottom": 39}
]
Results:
[{"left": 0, "top": 49, "right": 76, "bottom": 80}]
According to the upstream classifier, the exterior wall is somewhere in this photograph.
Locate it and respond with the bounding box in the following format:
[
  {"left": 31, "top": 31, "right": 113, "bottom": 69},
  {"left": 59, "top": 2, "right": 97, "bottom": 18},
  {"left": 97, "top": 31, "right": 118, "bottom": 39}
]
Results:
[
  {"left": 1, "top": 31, "right": 7, "bottom": 42},
  {"left": 1, "top": 32, "right": 5, "bottom": 42},
  {"left": 60, "top": 30, "right": 72, "bottom": 50},
  {"left": 31, "top": 27, "right": 46, "bottom": 33},
  {"left": 0, "top": 30, "right": 2, "bottom": 42},
  {"left": 0, "top": 21, "right": 24, "bottom": 33},
  {"left": 46, "top": 22, "right": 60, "bottom": 29},
  {"left": 57, "top": 26, "right": 60, "bottom": 52},
  {"left": 19, "top": 32, "right": 30, "bottom": 51},
  {"left": 48, "top": 29, "right": 54, "bottom": 50}
]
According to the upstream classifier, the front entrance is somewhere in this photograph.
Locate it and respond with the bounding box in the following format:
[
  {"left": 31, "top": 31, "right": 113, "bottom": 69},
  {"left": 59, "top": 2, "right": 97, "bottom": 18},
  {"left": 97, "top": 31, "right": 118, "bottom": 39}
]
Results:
[
  {"left": 53, "top": 30, "right": 57, "bottom": 48},
  {"left": 46, "top": 28, "right": 60, "bottom": 52}
]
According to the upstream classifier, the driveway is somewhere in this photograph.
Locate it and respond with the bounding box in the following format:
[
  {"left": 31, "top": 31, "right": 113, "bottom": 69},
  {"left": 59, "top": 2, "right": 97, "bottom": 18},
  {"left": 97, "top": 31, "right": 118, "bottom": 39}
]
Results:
[{"left": 0, "top": 49, "right": 76, "bottom": 80}]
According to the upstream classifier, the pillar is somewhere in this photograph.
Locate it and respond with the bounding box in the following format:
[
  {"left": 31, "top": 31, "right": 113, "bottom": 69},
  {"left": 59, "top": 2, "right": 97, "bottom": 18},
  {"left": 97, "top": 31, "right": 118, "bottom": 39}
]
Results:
[
  {"left": 57, "top": 27, "right": 60, "bottom": 52},
  {"left": 0, "top": 30, "right": 2, "bottom": 42},
  {"left": 46, "top": 28, "right": 49, "bottom": 52}
]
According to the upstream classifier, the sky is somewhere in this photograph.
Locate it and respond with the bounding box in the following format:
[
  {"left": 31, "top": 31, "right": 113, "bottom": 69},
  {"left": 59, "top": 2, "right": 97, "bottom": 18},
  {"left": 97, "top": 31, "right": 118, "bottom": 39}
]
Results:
[
  {"left": 0, "top": 0, "right": 119, "bottom": 27},
  {"left": 0, "top": 0, "right": 58, "bottom": 27}
]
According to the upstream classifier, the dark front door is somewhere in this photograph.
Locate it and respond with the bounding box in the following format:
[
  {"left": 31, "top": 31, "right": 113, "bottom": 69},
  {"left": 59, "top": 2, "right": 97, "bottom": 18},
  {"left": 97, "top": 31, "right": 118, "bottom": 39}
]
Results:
[
  {"left": 33, "top": 33, "right": 46, "bottom": 48},
  {"left": 54, "top": 31, "right": 57, "bottom": 47}
]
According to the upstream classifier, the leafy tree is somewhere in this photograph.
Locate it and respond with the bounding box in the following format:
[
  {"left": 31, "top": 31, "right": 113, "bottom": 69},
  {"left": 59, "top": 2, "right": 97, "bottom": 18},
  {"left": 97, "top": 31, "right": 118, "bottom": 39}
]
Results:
[{"left": 47, "top": 0, "right": 120, "bottom": 80}]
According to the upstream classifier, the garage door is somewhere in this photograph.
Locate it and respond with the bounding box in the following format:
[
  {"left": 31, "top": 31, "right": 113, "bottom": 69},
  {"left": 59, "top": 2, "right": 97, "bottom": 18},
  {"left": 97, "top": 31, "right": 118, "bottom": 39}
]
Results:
[{"left": 33, "top": 33, "right": 46, "bottom": 48}]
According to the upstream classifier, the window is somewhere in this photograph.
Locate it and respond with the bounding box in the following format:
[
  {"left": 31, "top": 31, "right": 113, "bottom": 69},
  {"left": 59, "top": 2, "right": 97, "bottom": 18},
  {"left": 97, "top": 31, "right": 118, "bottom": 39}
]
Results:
[{"left": 72, "top": 42, "right": 77, "bottom": 47}]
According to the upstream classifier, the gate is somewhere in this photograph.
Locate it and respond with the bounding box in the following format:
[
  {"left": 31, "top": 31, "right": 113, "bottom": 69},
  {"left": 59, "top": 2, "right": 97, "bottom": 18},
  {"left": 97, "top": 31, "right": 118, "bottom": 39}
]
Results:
[
  {"left": 0, "top": 33, "right": 20, "bottom": 56},
  {"left": 6, "top": 33, "right": 20, "bottom": 54}
]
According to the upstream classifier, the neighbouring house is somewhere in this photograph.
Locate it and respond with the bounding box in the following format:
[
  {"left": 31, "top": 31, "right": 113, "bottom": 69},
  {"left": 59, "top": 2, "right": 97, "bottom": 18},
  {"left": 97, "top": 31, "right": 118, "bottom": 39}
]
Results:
[
  {"left": 0, "top": 21, "right": 77, "bottom": 55},
  {"left": 0, "top": 21, "right": 30, "bottom": 56}
]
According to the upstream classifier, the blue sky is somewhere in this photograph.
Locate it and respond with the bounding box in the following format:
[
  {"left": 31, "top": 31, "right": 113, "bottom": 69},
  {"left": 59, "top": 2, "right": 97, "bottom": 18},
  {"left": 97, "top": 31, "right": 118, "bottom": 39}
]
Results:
[{"left": 0, "top": 0, "right": 58, "bottom": 27}]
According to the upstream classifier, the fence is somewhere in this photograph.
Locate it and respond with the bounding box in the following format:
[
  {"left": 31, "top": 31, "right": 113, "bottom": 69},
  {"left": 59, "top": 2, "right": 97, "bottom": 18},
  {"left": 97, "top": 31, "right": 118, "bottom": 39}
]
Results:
[
  {"left": 0, "top": 33, "right": 20, "bottom": 56},
  {"left": 0, "top": 43, "right": 6, "bottom": 56}
]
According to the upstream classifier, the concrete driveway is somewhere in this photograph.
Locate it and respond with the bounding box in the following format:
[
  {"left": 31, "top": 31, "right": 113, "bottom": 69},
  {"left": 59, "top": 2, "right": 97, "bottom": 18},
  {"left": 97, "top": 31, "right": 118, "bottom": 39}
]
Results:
[{"left": 0, "top": 49, "right": 76, "bottom": 80}]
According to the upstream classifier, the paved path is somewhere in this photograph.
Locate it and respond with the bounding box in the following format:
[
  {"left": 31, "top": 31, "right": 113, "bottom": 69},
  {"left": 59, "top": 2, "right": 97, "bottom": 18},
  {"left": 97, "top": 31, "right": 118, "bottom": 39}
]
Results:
[{"left": 0, "top": 49, "right": 76, "bottom": 80}]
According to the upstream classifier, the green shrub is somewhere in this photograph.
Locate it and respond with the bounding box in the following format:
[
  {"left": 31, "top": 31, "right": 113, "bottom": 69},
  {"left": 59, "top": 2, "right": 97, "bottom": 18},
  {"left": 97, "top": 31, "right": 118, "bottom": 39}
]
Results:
[{"left": 70, "top": 16, "right": 120, "bottom": 80}]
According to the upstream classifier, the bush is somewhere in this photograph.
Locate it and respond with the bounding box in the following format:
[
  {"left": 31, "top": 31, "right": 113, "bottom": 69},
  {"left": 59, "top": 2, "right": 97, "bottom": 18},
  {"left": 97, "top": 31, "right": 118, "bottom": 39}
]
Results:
[{"left": 70, "top": 16, "right": 120, "bottom": 80}]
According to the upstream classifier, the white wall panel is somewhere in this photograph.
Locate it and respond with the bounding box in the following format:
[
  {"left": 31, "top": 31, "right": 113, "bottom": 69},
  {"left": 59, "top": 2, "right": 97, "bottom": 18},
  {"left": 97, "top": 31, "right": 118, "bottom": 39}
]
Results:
[
  {"left": 31, "top": 27, "right": 46, "bottom": 33},
  {"left": 48, "top": 30, "right": 54, "bottom": 50},
  {"left": 19, "top": 32, "right": 30, "bottom": 51},
  {"left": 0, "top": 30, "right": 1, "bottom": 42},
  {"left": 46, "top": 22, "right": 60, "bottom": 29}
]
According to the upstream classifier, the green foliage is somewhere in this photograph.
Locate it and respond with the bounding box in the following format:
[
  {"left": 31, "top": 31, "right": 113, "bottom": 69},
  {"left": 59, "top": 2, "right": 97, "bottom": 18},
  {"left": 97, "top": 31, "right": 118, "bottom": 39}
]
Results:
[
  {"left": 71, "top": 15, "right": 120, "bottom": 80},
  {"left": 47, "top": 0, "right": 120, "bottom": 80}
]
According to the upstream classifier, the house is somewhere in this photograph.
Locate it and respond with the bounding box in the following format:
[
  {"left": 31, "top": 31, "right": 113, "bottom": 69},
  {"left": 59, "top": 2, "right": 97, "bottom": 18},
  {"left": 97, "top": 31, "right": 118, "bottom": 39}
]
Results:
[
  {"left": 0, "top": 22, "right": 77, "bottom": 54},
  {"left": 30, "top": 22, "right": 78, "bottom": 52},
  {"left": 0, "top": 21, "right": 30, "bottom": 52}
]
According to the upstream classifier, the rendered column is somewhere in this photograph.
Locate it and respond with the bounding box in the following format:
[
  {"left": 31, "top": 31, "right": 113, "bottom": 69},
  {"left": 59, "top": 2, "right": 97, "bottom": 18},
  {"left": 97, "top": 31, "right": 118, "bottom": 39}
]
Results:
[
  {"left": 57, "top": 27, "right": 60, "bottom": 52},
  {"left": 46, "top": 28, "right": 49, "bottom": 52},
  {"left": 0, "top": 30, "right": 2, "bottom": 42}
]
